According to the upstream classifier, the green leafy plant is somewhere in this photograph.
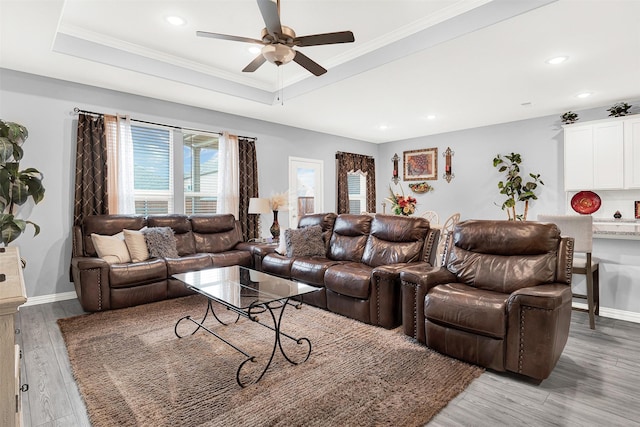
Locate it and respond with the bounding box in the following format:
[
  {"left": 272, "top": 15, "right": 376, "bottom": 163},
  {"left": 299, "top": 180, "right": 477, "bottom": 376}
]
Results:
[
  {"left": 0, "top": 119, "right": 45, "bottom": 245},
  {"left": 560, "top": 111, "right": 579, "bottom": 124},
  {"left": 607, "top": 102, "right": 632, "bottom": 117},
  {"left": 493, "top": 153, "right": 543, "bottom": 221}
]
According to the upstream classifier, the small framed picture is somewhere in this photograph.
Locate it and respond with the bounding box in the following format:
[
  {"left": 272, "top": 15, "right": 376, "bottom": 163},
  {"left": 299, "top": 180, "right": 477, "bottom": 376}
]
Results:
[
  {"left": 403, "top": 148, "right": 438, "bottom": 181},
  {"left": 635, "top": 201, "right": 640, "bottom": 219}
]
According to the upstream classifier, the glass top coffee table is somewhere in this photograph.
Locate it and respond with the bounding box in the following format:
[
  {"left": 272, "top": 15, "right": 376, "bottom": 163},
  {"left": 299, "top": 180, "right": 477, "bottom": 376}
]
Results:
[{"left": 172, "top": 266, "right": 319, "bottom": 387}]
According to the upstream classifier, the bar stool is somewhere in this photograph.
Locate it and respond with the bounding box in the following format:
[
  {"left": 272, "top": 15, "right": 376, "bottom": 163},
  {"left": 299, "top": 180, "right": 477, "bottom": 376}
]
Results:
[{"left": 538, "top": 214, "right": 599, "bottom": 329}]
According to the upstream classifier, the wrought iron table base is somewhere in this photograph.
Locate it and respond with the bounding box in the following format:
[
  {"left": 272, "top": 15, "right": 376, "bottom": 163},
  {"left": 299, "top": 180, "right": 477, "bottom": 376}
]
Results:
[{"left": 174, "top": 297, "right": 311, "bottom": 387}]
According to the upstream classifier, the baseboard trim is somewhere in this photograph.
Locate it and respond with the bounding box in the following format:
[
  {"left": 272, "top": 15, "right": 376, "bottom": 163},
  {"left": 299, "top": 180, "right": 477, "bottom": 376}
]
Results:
[
  {"left": 20, "top": 292, "right": 640, "bottom": 324},
  {"left": 23, "top": 291, "right": 78, "bottom": 307},
  {"left": 573, "top": 302, "right": 640, "bottom": 324}
]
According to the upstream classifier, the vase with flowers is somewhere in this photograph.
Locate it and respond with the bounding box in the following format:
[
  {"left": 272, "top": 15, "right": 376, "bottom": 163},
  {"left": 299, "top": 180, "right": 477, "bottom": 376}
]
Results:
[
  {"left": 386, "top": 185, "right": 417, "bottom": 216},
  {"left": 268, "top": 190, "right": 288, "bottom": 239}
]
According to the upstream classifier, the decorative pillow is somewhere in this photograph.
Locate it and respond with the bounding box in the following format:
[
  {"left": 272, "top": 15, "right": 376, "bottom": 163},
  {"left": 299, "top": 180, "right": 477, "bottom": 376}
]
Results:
[
  {"left": 143, "top": 227, "right": 178, "bottom": 258},
  {"left": 285, "top": 225, "right": 325, "bottom": 258},
  {"left": 91, "top": 232, "right": 131, "bottom": 264},
  {"left": 123, "top": 228, "right": 149, "bottom": 263},
  {"left": 276, "top": 231, "right": 288, "bottom": 255}
]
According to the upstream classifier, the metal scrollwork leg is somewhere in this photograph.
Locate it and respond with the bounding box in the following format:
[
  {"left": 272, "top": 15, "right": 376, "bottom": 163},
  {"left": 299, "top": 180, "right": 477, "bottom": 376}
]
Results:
[{"left": 174, "top": 299, "right": 226, "bottom": 338}]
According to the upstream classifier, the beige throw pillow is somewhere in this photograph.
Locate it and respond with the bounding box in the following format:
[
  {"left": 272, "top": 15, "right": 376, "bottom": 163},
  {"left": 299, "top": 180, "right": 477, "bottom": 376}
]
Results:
[
  {"left": 91, "top": 232, "right": 131, "bottom": 264},
  {"left": 123, "top": 228, "right": 150, "bottom": 263}
]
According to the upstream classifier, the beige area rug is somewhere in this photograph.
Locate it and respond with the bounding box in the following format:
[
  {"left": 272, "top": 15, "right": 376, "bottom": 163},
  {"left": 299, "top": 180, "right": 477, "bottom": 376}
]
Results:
[{"left": 58, "top": 295, "right": 483, "bottom": 427}]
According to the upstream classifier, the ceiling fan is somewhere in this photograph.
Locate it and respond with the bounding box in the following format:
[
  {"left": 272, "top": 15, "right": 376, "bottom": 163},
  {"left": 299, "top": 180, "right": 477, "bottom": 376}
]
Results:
[{"left": 196, "top": 0, "right": 355, "bottom": 76}]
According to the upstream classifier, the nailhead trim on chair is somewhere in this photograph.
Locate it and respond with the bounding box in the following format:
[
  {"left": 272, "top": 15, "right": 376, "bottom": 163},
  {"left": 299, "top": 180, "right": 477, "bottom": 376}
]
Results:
[
  {"left": 91, "top": 268, "right": 102, "bottom": 311},
  {"left": 401, "top": 281, "right": 420, "bottom": 340},
  {"left": 518, "top": 305, "right": 552, "bottom": 373}
]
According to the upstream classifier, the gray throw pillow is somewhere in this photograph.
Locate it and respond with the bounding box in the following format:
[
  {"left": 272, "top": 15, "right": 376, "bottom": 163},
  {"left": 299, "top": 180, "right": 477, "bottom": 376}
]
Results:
[
  {"left": 285, "top": 225, "right": 325, "bottom": 258},
  {"left": 143, "top": 227, "right": 178, "bottom": 258}
]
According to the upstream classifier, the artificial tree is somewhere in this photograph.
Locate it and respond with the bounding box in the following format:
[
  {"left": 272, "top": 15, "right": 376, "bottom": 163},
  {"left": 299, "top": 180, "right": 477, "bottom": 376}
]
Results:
[
  {"left": 0, "top": 119, "right": 45, "bottom": 245},
  {"left": 493, "top": 152, "right": 543, "bottom": 221}
]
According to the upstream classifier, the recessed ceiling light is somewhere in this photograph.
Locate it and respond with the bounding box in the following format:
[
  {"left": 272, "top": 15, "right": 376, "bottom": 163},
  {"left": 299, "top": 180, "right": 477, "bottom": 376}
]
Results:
[
  {"left": 426, "top": 115, "right": 436, "bottom": 120},
  {"left": 248, "top": 46, "right": 262, "bottom": 55},
  {"left": 166, "top": 16, "right": 186, "bottom": 26},
  {"left": 576, "top": 92, "right": 592, "bottom": 98},
  {"left": 378, "top": 125, "right": 389, "bottom": 131},
  {"left": 546, "top": 56, "right": 569, "bottom": 65}
]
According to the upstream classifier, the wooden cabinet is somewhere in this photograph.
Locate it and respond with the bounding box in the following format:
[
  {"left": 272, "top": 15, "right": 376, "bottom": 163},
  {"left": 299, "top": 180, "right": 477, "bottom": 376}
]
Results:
[
  {"left": 564, "top": 116, "right": 638, "bottom": 191},
  {"left": 0, "top": 247, "right": 27, "bottom": 427}
]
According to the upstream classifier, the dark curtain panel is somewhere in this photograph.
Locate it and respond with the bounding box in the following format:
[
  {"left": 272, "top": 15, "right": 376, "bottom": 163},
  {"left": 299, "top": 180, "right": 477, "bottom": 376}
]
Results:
[
  {"left": 73, "top": 113, "right": 109, "bottom": 226},
  {"left": 336, "top": 152, "right": 376, "bottom": 214},
  {"left": 238, "top": 137, "right": 259, "bottom": 240}
]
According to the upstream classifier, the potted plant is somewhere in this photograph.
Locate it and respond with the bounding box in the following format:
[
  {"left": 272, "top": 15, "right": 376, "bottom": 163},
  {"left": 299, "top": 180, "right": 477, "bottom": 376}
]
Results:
[
  {"left": 493, "top": 153, "right": 543, "bottom": 221},
  {"left": 560, "top": 111, "right": 579, "bottom": 124},
  {"left": 607, "top": 102, "right": 632, "bottom": 117},
  {"left": 0, "top": 119, "right": 45, "bottom": 245}
]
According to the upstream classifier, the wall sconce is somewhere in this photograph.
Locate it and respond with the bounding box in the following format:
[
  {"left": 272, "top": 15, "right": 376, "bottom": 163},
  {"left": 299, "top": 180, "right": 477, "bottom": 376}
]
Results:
[
  {"left": 391, "top": 153, "right": 400, "bottom": 184},
  {"left": 443, "top": 147, "right": 454, "bottom": 183}
]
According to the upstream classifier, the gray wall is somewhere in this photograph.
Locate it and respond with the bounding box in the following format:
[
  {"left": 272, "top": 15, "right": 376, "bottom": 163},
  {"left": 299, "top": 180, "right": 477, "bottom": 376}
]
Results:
[{"left": 0, "top": 69, "right": 375, "bottom": 297}]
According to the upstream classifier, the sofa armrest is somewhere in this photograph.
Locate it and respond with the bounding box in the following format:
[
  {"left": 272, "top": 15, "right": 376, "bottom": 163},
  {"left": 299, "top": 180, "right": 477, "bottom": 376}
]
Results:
[
  {"left": 505, "top": 283, "right": 573, "bottom": 380},
  {"left": 235, "top": 242, "right": 276, "bottom": 270},
  {"left": 399, "top": 266, "right": 456, "bottom": 343},
  {"left": 370, "top": 263, "right": 419, "bottom": 329},
  {"left": 71, "top": 257, "right": 111, "bottom": 312}
]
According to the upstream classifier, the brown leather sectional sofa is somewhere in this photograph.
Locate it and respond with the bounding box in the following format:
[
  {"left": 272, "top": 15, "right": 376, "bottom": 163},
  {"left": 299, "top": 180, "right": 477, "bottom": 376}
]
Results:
[
  {"left": 71, "top": 214, "right": 253, "bottom": 312},
  {"left": 400, "top": 219, "right": 574, "bottom": 381},
  {"left": 259, "top": 213, "right": 440, "bottom": 329}
]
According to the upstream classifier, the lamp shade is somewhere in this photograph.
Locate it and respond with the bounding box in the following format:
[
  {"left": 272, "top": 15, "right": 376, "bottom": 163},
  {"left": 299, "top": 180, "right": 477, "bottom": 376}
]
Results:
[{"left": 248, "top": 198, "right": 271, "bottom": 214}]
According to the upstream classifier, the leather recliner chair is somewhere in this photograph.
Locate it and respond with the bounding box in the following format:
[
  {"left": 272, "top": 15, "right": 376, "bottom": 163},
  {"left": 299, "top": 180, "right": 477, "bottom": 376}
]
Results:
[{"left": 400, "top": 219, "right": 574, "bottom": 381}]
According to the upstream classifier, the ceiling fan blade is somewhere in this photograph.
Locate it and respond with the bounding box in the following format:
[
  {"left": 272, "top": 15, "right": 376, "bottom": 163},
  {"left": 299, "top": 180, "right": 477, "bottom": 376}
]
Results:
[
  {"left": 257, "top": 0, "right": 282, "bottom": 36},
  {"left": 293, "top": 51, "right": 327, "bottom": 76},
  {"left": 242, "top": 54, "right": 267, "bottom": 73},
  {"left": 196, "top": 31, "right": 265, "bottom": 45},
  {"left": 294, "top": 31, "right": 355, "bottom": 47}
]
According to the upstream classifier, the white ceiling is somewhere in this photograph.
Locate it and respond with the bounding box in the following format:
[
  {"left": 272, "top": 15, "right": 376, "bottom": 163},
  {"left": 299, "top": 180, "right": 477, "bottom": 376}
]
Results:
[{"left": 1, "top": 0, "right": 639, "bottom": 143}]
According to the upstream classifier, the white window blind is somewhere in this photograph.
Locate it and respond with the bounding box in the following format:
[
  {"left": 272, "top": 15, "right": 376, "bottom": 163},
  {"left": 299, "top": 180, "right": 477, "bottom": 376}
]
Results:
[
  {"left": 132, "top": 125, "right": 173, "bottom": 214},
  {"left": 347, "top": 172, "right": 367, "bottom": 214}
]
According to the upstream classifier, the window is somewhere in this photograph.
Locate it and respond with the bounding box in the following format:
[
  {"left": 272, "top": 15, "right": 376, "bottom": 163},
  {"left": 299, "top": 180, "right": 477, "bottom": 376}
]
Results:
[
  {"left": 183, "top": 133, "right": 219, "bottom": 214},
  {"left": 347, "top": 171, "right": 367, "bottom": 214},
  {"left": 131, "top": 125, "right": 218, "bottom": 215}
]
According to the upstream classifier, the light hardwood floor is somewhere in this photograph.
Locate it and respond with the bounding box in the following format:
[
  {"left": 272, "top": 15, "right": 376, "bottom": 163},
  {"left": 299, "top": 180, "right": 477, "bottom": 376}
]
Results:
[{"left": 16, "top": 300, "right": 640, "bottom": 427}]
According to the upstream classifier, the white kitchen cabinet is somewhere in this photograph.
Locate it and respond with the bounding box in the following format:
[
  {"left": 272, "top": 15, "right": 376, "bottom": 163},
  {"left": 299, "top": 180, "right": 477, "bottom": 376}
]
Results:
[
  {"left": 623, "top": 116, "right": 640, "bottom": 189},
  {"left": 564, "top": 117, "right": 631, "bottom": 191}
]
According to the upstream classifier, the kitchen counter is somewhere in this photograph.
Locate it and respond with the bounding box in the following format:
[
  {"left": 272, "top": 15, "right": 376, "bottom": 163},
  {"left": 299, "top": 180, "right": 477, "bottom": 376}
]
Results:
[{"left": 593, "top": 218, "right": 640, "bottom": 240}]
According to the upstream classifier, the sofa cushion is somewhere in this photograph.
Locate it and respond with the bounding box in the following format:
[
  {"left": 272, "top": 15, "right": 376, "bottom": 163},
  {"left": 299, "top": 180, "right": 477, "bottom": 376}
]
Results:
[
  {"left": 91, "top": 232, "right": 131, "bottom": 264},
  {"left": 324, "top": 262, "right": 373, "bottom": 299},
  {"left": 147, "top": 215, "right": 195, "bottom": 256},
  {"left": 210, "top": 250, "right": 252, "bottom": 267},
  {"left": 165, "top": 253, "right": 212, "bottom": 276},
  {"left": 143, "top": 227, "right": 179, "bottom": 258},
  {"left": 123, "top": 229, "right": 149, "bottom": 263},
  {"left": 362, "top": 215, "right": 429, "bottom": 267},
  {"left": 285, "top": 225, "right": 325, "bottom": 258},
  {"left": 290, "top": 257, "right": 342, "bottom": 286},
  {"left": 327, "top": 215, "right": 372, "bottom": 262},
  {"left": 191, "top": 214, "right": 242, "bottom": 253},
  {"left": 83, "top": 215, "right": 146, "bottom": 257},
  {"left": 109, "top": 258, "right": 167, "bottom": 288},
  {"left": 262, "top": 253, "right": 295, "bottom": 278},
  {"left": 424, "top": 283, "right": 508, "bottom": 339}
]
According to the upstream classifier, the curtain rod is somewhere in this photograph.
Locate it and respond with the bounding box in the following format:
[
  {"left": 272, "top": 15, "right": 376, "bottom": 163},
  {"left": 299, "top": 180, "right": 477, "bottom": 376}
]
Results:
[
  {"left": 335, "top": 151, "right": 374, "bottom": 159},
  {"left": 73, "top": 107, "right": 257, "bottom": 141}
]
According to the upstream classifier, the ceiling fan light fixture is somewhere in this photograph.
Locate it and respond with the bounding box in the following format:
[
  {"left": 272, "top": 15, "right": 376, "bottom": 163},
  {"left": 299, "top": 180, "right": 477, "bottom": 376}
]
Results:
[{"left": 262, "top": 44, "right": 295, "bottom": 66}]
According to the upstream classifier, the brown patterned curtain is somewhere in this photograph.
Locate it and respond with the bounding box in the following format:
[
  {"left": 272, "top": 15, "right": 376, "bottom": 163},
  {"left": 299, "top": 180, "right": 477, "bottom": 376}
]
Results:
[
  {"left": 238, "top": 137, "right": 259, "bottom": 240},
  {"left": 336, "top": 152, "right": 376, "bottom": 214},
  {"left": 74, "top": 113, "right": 109, "bottom": 226}
]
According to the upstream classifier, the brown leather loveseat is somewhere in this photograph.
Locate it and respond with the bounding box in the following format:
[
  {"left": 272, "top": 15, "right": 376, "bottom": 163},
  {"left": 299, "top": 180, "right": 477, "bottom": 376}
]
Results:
[
  {"left": 259, "top": 213, "right": 440, "bottom": 329},
  {"left": 71, "top": 214, "right": 253, "bottom": 312},
  {"left": 400, "top": 219, "right": 574, "bottom": 381}
]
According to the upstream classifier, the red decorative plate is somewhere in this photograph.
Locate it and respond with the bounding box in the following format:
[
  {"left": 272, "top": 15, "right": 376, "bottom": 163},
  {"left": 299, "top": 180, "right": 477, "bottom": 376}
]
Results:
[{"left": 571, "top": 191, "right": 601, "bottom": 214}]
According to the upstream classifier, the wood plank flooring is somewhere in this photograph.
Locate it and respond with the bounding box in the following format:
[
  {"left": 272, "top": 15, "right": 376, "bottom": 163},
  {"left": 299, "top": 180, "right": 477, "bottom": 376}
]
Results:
[{"left": 16, "top": 300, "right": 640, "bottom": 426}]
